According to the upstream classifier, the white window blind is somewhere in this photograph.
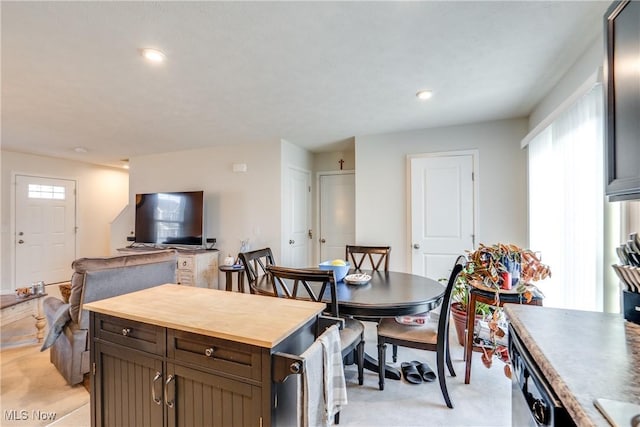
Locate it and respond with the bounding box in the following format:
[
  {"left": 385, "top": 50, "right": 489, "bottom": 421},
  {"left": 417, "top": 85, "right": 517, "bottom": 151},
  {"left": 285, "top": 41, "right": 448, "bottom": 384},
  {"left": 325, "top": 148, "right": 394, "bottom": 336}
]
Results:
[{"left": 528, "top": 85, "right": 604, "bottom": 310}]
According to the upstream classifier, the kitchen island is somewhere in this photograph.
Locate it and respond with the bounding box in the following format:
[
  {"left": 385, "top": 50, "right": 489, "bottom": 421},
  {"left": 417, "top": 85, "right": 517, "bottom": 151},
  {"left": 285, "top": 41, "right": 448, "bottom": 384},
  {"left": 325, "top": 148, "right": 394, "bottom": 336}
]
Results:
[
  {"left": 505, "top": 304, "right": 640, "bottom": 427},
  {"left": 84, "top": 284, "right": 326, "bottom": 427}
]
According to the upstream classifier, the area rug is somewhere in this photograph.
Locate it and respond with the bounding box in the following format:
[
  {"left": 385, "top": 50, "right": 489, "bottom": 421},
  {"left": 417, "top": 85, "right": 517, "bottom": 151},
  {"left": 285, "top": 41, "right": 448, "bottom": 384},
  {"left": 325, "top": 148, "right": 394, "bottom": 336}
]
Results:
[{"left": 0, "top": 344, "right": 89, "bottom": 427}]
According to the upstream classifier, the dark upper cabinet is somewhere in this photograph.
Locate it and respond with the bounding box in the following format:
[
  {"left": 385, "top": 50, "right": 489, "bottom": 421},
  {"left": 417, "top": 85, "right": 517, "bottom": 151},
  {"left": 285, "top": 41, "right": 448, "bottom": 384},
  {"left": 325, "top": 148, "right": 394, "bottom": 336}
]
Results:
[{"left": 604, "top": 0, "right": 640, "bottom": 201}]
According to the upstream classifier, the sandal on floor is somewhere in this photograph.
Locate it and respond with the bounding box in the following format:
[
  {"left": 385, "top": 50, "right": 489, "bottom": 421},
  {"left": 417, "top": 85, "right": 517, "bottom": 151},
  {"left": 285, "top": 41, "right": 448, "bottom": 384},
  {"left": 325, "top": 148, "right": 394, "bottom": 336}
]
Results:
[
  {"left": 400, "top": 361, "right": 423, "bottom": 384},
  {"left": 412, "top": 360, "right": 436, "bottom": 382}
]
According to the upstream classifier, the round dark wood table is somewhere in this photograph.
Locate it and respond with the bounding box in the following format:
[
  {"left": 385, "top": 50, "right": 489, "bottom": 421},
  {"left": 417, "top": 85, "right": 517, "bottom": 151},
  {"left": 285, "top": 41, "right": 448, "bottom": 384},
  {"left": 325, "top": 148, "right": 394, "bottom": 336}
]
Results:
[
  {"left": 330, "top": 270, "right": 445, "bottom": 318},
  {"left": 253, "top": 269, "right": 446, "bottom": 380}
]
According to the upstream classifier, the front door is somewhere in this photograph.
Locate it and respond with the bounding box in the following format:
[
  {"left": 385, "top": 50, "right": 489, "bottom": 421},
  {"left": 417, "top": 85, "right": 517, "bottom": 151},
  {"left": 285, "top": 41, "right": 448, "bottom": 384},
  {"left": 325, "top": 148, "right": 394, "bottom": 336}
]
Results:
[
  {"left": 319, "top": 173, "right": 355, "bottom": 262},
  {"left": 409, "top": 153, "right": 475, "bottom": 281},
  {"left": 15, "top": 175, "right": 76, "bottom": 286}
]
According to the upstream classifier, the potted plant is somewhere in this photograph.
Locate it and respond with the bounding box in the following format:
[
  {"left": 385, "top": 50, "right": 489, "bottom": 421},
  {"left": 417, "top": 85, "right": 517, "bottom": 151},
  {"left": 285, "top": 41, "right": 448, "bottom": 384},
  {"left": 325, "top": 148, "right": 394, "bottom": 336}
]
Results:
[{"left": 450, "top": 243, "right": 551, "bottom": 375}]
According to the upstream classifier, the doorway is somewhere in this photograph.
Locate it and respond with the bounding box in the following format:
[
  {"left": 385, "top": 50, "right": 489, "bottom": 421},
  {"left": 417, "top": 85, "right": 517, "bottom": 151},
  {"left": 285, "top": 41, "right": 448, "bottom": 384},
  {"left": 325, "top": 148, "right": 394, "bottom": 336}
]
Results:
[
  {"left": 283, "top": 166, "right": 311, "bottom": 267},
  {"left": 318, "top": 172, "right": 355, "bottom": 262},
  {"left": 409, "top": 152, "right": 476, "bottom": 280},
  {"left": 14, "top": 175, "right": 77, "bottom": 286}
]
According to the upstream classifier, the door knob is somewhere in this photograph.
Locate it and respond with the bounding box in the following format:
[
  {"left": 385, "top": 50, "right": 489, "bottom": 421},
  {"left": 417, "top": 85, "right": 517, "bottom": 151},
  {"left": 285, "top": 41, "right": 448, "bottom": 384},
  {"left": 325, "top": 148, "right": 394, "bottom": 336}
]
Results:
[
  {"left": 289, "top": 239, "right": 295, "bottom": 245},
  {"left": 18, "top": 240, "right": 24, "bottom": 244},
  {"left": 413, "top": 243, "right": 420, "bottom": 249},
  {"left": 320, "top": 238, "right": 326, "bottom": 243}
]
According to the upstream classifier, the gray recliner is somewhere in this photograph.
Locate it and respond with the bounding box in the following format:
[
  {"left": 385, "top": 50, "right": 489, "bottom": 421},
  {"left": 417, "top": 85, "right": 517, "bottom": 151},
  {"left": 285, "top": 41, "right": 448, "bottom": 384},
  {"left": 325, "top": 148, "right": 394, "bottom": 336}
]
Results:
[{"left": 42, "top": 250, "right": 178, "bottom": 385}]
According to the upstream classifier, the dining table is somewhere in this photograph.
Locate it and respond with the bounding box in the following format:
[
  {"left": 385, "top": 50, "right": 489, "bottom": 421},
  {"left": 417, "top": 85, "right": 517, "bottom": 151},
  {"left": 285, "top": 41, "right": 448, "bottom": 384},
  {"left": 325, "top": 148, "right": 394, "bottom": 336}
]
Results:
[{"left": 253, "top": 269, "right": 446, "bottom": 379}]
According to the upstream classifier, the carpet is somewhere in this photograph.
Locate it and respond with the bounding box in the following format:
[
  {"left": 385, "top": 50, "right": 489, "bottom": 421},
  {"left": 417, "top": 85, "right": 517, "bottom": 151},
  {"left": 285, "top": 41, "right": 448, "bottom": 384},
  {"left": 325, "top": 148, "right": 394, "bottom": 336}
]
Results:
[{"left": 0, "top": 344, "right": 89, "bottom": 427}]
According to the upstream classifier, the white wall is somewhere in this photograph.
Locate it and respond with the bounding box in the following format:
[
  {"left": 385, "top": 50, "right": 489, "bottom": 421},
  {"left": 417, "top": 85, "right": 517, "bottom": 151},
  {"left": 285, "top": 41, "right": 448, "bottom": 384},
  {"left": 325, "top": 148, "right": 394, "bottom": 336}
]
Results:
[
  {"left": 128, "top": 143, "right": 282, "bottom": 265},
  {"left": 314, "top": 148, "right": 355, "bottom": 172},
  {"left": 0, "top": 150, "right": 129, "bottom": 292},
  {"left": 355, "top": 118, "right": 528, "bottom": 272},
  {"left": 529, "top": 36, "right": 603, "bottom": 131}
]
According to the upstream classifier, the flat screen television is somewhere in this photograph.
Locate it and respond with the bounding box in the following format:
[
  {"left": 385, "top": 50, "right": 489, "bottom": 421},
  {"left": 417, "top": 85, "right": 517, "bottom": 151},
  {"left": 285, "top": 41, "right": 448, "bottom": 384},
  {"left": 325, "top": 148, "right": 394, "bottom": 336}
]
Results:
[{"left": 135, "top": 191, "right": 204, "bottom": 246}]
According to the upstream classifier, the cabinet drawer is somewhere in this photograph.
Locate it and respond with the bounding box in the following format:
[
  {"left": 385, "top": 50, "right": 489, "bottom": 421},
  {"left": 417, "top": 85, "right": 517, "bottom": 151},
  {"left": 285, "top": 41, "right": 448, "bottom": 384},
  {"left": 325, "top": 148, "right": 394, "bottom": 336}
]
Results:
[
  {"left": 168, "top": 329, "right": 262, "bottom": 381},
  {"left": 177, "top": 256, "right": 194, "bottom": 270},
  {"left": 176, "top": 271, "right": 194, "bottom": 285},
  {"left": 94, "top": 314, "right": 164, "bottom": 355},
  {"left": 1, "top": 299, "right": 35, "bottom": 325}
]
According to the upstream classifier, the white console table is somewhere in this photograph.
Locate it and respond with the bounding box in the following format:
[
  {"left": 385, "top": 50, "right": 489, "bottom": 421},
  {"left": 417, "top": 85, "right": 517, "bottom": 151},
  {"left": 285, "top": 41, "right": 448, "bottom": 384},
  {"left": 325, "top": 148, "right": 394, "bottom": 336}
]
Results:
[
  {"left": 1, "top": 293, "right": 46, "bottom": 348},
  {"left": 117, "top": 247, "right": 220, "bottom": 289}
]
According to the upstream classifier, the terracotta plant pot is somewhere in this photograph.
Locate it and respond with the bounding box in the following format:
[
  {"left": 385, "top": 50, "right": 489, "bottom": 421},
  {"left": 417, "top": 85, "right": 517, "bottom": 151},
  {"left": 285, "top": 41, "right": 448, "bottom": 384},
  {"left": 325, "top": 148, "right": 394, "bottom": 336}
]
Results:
[{"left": 450, "top": 302, "right": 483, "bottom": 349}]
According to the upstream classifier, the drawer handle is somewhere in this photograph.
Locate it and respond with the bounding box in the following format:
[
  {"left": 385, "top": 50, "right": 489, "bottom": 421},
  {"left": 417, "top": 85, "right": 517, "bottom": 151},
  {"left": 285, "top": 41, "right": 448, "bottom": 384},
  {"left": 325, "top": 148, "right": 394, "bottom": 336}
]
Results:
[
  {"left": 204, "top": 347, "right": 216, "bottom": 357},
  {"left": 164, "top": 375, "right": 175, "bottom": 408},
  {"left": 182, "top": 261, "right": 188, "bottom": 267},
  {"left": 152, "top": 372, "right": 162, "bottom": 405},
  {"left": 122, "top": 328, "right": 131, "bottom": 336}
]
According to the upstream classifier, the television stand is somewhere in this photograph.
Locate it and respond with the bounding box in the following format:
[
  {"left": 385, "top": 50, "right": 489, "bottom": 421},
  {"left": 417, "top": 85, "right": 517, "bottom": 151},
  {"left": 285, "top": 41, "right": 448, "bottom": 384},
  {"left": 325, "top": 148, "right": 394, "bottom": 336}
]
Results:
[{"left": 117, "top": 247, "right": 219, "bottom": 289}]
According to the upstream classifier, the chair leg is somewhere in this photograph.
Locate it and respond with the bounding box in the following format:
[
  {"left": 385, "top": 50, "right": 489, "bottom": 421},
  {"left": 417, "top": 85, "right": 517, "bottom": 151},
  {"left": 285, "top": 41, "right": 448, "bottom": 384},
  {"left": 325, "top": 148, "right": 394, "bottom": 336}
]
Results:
[
  {"left": 437, "top": 345, "right": 453, "bottom": 409},
  {"left": 445, "top": 337, "right": 456, "bottom": 377},
  {"left": 357, "top": 338, "right": 365, "bottom": 386},
  {"left": 334, "top": 411, "right": 340, "bottom": 424},
  {"left": 392, "top": 344, "right": 398, "bottom": 363},
  {"left": 377, "top": 342, "right": 387, "bottom": 390}
]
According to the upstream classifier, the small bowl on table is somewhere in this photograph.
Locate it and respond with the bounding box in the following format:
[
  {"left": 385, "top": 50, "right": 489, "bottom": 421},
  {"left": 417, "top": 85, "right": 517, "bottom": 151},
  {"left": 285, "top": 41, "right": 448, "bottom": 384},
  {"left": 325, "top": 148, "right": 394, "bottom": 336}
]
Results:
[{"left": 318, "top": 261, "right": 351, "bottom": 282}]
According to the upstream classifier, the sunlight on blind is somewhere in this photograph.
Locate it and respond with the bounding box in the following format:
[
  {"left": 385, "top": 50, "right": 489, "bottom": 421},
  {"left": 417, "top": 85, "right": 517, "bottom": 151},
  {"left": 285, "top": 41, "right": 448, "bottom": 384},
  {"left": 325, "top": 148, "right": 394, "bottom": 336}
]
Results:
[
  {"left": 528, "top": 85, "right": 604, "bottom": 311},
  {"left": 28, "top": 184, "right": 66, "bottom": 200}
]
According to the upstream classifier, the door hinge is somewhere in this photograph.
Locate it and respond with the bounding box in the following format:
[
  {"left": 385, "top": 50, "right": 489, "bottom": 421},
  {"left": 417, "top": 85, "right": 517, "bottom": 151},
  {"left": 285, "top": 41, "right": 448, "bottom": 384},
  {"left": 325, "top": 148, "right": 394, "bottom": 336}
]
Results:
[
  {"left": 308, "top": 186, "right": 311, "bottom": 192},
  {"left": 471, "top": 172, "right": 474, "bottom": 181},
  {"left": 92, "top": 362, "right": 96, "bottom": 375},
  {"left": 259, "top": 417, "right": 263, "bottom": 427}
]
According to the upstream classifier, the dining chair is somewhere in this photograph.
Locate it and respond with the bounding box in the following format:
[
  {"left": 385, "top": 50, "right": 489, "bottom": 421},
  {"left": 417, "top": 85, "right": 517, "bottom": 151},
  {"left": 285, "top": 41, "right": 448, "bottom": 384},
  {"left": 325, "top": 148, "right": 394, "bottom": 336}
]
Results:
[
  {"left": 238, "top": 247, "right": 278, "bottom": 295},
  {"left": 345, "top": 245, "right": 391, "bottom": 272},
  {"left": 376, "top": 256, "right": 465, "bottom": 409},
  {"left": 265, "top": 265, "right": 365, "bottom": 388}
]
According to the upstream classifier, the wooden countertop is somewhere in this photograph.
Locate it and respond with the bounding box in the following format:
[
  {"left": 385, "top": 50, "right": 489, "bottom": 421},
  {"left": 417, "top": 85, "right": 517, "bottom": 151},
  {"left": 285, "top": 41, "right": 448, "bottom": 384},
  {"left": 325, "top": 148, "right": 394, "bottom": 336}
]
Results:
[
  {"left": 84, "top": 284, "right": 325, "bottom": 348},
  {"left": 504, "top": 304, "right": 640, "bottom": 427}
]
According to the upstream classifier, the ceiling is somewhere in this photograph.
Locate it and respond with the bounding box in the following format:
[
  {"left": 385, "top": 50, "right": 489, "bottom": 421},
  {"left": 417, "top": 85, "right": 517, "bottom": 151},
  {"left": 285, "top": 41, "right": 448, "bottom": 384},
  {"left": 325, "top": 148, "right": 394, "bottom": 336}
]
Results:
[{"left": 1, "top": 1, "right": 610, "bottom": 169}]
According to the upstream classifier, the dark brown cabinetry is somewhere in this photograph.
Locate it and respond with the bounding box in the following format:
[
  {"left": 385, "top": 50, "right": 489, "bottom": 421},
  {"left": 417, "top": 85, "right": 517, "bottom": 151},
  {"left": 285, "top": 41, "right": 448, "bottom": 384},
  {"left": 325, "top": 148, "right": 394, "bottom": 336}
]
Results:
[
  {"left": 604, "top": 0, "right": 640, "bottom": 201},
  {"left": 90, "top": 312, "right": 315, "bottom": 427}
]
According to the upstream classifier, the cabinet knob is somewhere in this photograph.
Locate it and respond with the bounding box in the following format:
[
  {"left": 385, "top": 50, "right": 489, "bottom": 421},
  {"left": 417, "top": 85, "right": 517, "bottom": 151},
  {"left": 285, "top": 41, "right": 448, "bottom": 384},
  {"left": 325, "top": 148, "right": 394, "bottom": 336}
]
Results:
[
  {"left": 204, "top": 347, "right": 216, "bottom": 357},
  {"left": 122, "top": 328, "right": 131, "bottom": 336}
]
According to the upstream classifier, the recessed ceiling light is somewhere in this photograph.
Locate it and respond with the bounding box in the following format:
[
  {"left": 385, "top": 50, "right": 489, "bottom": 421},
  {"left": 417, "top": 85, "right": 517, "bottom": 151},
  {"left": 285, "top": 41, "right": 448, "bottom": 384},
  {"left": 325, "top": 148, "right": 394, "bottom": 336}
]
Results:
[
  {"left": 73, "top": 147, "right": 88, "bottom": 153},
  {"left": 140, "top": 48, "right": 166, "bottom": 63},
  {"left": 416, "top": 90, "right": 433, "bottom": 100}
]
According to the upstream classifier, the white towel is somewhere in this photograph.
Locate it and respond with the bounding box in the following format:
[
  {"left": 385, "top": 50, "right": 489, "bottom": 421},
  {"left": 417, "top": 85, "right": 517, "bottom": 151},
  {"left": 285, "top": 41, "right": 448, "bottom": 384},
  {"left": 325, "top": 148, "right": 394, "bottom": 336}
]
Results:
[
  {"left": 318, "top": 325, "right": 348, "bottom": 421},
  {"left": 298, "top": 324, "right": 348, "bottom": 427},
  {"left": 299, "top": 339, "right": 324, "bottom": 427}
]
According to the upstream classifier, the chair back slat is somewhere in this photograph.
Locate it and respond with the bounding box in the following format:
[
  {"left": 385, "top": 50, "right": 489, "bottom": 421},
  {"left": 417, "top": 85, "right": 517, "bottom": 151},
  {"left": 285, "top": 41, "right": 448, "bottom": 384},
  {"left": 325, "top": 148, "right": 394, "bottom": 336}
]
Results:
[
  {"left": 437, "top": 256, "right": 466, "bottom": 346},
  {"left": 266, "top": 266, "right": 339, "bottom": 317},
  {"left": 345, "top": 245, "right": 391, "bottom": 272},
  {"left": 238, "top": 248, "right": 277, "bottom": 295}
]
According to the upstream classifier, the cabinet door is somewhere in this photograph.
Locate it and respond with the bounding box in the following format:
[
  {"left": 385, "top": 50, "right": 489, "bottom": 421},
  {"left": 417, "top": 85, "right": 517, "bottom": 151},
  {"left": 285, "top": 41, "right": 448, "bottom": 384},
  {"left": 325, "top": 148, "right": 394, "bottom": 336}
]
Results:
[
  {"left": 94, "top": 342, "right": 164, "bottom": 427},
  {"left": 166, "top": 363, "right": 262, "bottom": 427}
]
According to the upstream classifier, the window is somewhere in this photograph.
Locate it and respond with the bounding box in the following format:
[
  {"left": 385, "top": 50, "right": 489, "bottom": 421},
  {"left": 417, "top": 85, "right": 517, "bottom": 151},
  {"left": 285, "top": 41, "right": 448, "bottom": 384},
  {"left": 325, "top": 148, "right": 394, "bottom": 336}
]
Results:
[
  {"left": 528, "top": 85, "right": 604, "bottom": 310},
  {"left": 28, "top": 184, "right": 66, "bottom": 200}
]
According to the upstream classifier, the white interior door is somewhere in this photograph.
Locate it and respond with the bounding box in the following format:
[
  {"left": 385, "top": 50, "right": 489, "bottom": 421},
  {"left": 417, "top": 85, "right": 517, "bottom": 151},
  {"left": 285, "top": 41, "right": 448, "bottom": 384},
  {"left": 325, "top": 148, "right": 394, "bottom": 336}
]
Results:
[
  {"left": 319, "top": 173, "right": 355, "bottom": 262},
  {"left": 283, "top": 167, "right": 310, "bottom": 267},
  {"left": 410, "top": 154, "right": 475, "bottom": 281},
  {"left": 15, "top": 175, "right": 76, "bottom": 286}
]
